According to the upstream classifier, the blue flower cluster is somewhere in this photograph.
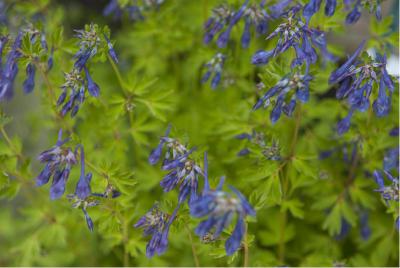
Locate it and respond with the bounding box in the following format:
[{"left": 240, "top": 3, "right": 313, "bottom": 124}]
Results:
[
  {"left": 303, "top": 0, "right": 382, "bottom": 24},
  {"left": 190, "top": 153, "right": 256, "bottom": 255},
  {"left": 36, "top": 129, "right": 78, "bottom": 199},
  {"left": 1, "top": 27, "right": 51, "bottom": 100},
  {"left": 134, "top": 204, "right": 178, "bottom": 257},
  {"left": 204, "top": 0, "right": 292, "bottom": 48},
  {"left": 253, "top": 72, "right": 312, "bottom": 123},
  {"left": 57, "top": 24, "right": 118, "bottom": 117},
  {"left": 35, "top": 129, "right": 120, "bottom": 231},
  {"left": 235, "top": 130, "right": 281, "bottom": 160},
  {"left": 201, "top": 53, "right": 226, "bottom": 89},
  {"left": 251, "top": 5, "right": 335, "bottom": 72},
  {"left": 148, "top": 125, "right": 203, "bottom": 204},
  {"left": 136, "top": 127, "right": 255, "bottom": 257},
  {"left": 103, "top": 0, "right": 165, "bottom": 21},
  {"left": 329, "top": 41, "right": 395, "bottom": 135}
]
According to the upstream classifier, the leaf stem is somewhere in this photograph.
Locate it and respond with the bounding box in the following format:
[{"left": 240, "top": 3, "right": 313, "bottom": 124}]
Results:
[{"left": 185, "top": 223, "right": 200, "bottom": 267}]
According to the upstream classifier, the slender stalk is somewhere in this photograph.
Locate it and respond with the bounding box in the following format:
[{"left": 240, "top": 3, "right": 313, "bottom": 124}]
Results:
[
  {"left": 243, "top": 222, "right": 249, "bottom": 267},
  {"left": 185, "top": 223, "right": 200, "bottom": 267},
  {"left": 0, "top": 127, "right": 24, "bottom": 161},
  {"left": 107, "top": 55, "right": 128, "bottom": 94}
]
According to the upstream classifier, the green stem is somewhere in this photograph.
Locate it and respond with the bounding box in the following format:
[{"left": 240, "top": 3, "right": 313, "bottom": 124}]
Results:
[
  {"left": 185, "top": 223, "right": 200, "bottom": 267},
  {"left": 243, "top": 222, "right": 249, "bottom": 267},
  {"left": 107, "top": 54, "right": 128, "bottom": 94}
]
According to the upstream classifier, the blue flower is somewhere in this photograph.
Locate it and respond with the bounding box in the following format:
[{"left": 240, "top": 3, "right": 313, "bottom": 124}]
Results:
[
  {"left": 373, "top": 170, "right": 399, "bottom": 203},
  {"left": 201, "top": 53, "right": 226, "bottom": 89},
  {"left": 134, "top": 204, "right": 178, "bottom": 258},
  {"left": 84, "top": 66, "right": 100, "bottom": 97},
  {"left": 103, "top": 33, "right": 118, "bottom": 64},
  {"left": 335, "top": 218, "right": 351, "bottom": 240},
  {"left": 383, "top": 147, "right": 399, "bottom": 172},
  {"left": 58, "top": 69, "right": 86, "bottom": 117},
  {"left": 67, "top": 193, "right": 101, "bottom": 232},
  {"left": 0, "top": 32, "right": 22, "bottom": 100},
  {"left": 251, "top": 6, "right": 334, "bottom": 72},
  {"left": 303, "top": 0, "right": 381, "bottom": 24},
  {"left": 149, "top": 126, "right": 204, "bottom": 204},
  {"left": 253, "top": 73, "right": 312, "bottom": 123},
  {"left": 329, "top": 42, "right": 395, "bottom": 134},
  {"left": 74, "top": 145, "right": 92, "bottom": 200},
  {"left": 35, "top": 129, "right": 78, "bottom": 199},
  {"left": 22, "top": 63, "right": 35, "bottom": 94},
  {"left": 103, "top": 0, "right": 164, "bottom": 21},
  {"left": 204, "top": 1, "right": 248, "bottom": 47},
  {"left": 360, "top": 212, "right": 371, "bottom": 240},
  {"left": 190, "top": 153, "right": 255, "bottom": 256}
]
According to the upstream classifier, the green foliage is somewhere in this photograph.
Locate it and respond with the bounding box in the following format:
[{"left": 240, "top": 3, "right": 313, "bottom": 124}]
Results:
[{"left": 0, "top": 0, "right": 398, "bottom": 267}]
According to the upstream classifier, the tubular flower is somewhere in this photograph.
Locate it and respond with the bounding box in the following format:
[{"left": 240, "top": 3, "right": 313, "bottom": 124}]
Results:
[
  {"left": 190, "top": 153, "right": 255, "bottom": 256},
  {"left": 103, "top": 0, "right": 165, "bottom": 21},
  {"left": 251, "top": 5, "right": 335, "bottom": 72},
  {"left": 35, "top": 129, "right": 77, "bottom": 200},
  {"left": 373, "top": 170, "right": 399, "bottom": 203},
  {"left": 67, "top": 194, "right": 100, "bottom": 232},
  {"left": 201, "top": 53, "right": 226, "bottom": 89},
  {"left": 253, "top": 72, "right": 312, "bottom": 123},
  {"left": 329, "top": 41, "right": 395, "bottom": 135},
  {"left": 134, "top": 204, "right": 178, "bottom": 258},
  {"left": 303, "top": 0, "right": 382, "bottom": 24},
  {"left": 149, "top": 125, "right": 204, "bottom": 204}
]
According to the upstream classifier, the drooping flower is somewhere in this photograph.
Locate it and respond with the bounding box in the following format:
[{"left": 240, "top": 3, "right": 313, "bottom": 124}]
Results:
[
  {"left": 67, "top": 193, "right": 100, "bottom": 232},
  {"left": 149, "top": 125, "right": 204, "bottom": 204},
  {"left": 251, "top": 5, "right": 335, "bottom": 72},
  {"left": 103, "top": 0, "right": 165, "bottom": 21},
  {"left": 253, "top": 72, "right": 312, "bottom": 123},
  {"left": 35, "top": 129, "right": 77, "bottom": 200},
  {"left": 235, "top": 130, "right": 281, "bottom": 160},
  {"left": 0, "top": 32, "right": 22, "bottom": 100},
  {"left": 360, "top": 212, "right": 371, "bottom": 240},
  {"left": 74, "top": 145, "right": 92, "bottom": 200},
  {"left": 329, "top": 41, "right": 395, "bottom": 134},
  {"left": 190, "top": 153, "right": 256, "bottom": 255},
  {"left": 103, "top": 33, "right": 119, "bottom": 64},
  {"left": 22, "top": 63, "right": 36, "bottom": 94},
  {"left": 373, "top": 170, "right": 399, "bottom": 203},
  {"left": 134, "top": 204, "right": 178, "bottom": 258},
  {"left": 383, "top": 147, "right": 399, "bottom": 172},
  {"left": 203, "top": 1, "right": 244, "bottom": 47},
  {"left": 303, "top": 0, "right": 382, "bottom": 24},
  {"left": 201, "top": 53, "right": 226, "bottom": 89}
]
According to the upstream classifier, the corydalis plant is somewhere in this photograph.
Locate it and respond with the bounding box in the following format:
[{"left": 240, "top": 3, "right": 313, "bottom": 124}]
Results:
[
  {"left": 57, "top": 23, "right": 118, "bottom": 117},
  {"left": 190, "top": 153, "right": 256, "bottom": 256},
  {"left": 134, "top": 204, "right": 178, "bottom": 258},
  {"left": 303, "top": 0, "right": 382, "bottom": 25},
  {"left": 253, "top": 72, "right": 312, "bottom": 123},
  {"left": 201, "top": 53, "right": 226, "bottom": 89},
  {"left": 329, "top": 41, "right": 395, "bottom": 135},
  {"left": 149, "top": 125, "right": 204, "bottom": 204},
  {"left": 252, "top": 5, "right": 335, "bottom": 72}
]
